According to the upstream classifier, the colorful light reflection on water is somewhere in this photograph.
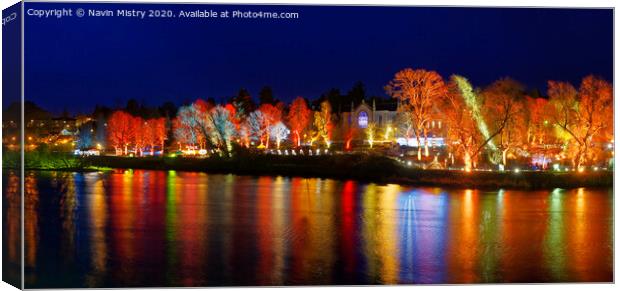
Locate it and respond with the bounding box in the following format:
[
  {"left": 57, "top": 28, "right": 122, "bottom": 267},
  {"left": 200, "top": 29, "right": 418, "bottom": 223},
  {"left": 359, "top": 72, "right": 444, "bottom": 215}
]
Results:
[{"left": 5, "top": 170, "right": 612, "bottom": 287}]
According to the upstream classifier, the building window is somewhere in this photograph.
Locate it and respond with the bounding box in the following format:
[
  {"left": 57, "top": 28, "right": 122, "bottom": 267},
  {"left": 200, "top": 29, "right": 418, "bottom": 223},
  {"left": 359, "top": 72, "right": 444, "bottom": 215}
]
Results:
[{"left": 358, "top": 111, "right": 368, "bottom": 128}]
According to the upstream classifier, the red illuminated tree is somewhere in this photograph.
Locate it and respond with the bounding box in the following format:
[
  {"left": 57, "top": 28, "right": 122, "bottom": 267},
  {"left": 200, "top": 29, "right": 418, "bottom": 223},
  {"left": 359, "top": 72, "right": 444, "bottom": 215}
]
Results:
[
  {"left": 143, "top": 117, "right": 166, "bottom": 155},
  {"left": 287, "top": 97, "right": 311, "bottom": 147},
  {"left": 132, "top": 116, "right": 147, "bottom": 156},
  {"left": 151, "top": 118, "right": 167, "bottom": 154},
  {"left": 257, "top": 103, "right": 282, "bottom": 148},
  {"left": 107, "top": 110, "right": 136, "bottom": 155}
]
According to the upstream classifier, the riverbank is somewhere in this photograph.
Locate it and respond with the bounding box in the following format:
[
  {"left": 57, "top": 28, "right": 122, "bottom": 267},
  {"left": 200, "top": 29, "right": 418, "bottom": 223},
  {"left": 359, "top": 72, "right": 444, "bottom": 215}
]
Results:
[{"left": 70, "top": 154, "right": 612, "bottom": 190}]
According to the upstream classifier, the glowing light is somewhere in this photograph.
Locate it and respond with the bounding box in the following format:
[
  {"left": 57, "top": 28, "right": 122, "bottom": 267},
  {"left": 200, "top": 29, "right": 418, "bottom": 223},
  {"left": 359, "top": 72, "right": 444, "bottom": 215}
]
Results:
[
  {"left": 464, "top": 152, "right": 472, "bottom": 172},
  {"left": 577, "top": 167, "right": 585, "bottom": 173},
  {"left": 384, "top": 126, "right": 393, "bottom": 140},
  {"left": 498, "top": 164, "right": 504, "bottom": 171},
  {"left": 198, "top": 149, "right": 207, "bottom": 155},
  {"left": 454, "top": 76, "right": 497, "bottom": 152},
  {"left": 407, "top": 161, "right": 412, "bottom": 167},
  {"left": 514, "top": 168, "right": 520, "bottom": 174},
  {"left": 552, "top": 164, "right": 560, "bottom": 171}
]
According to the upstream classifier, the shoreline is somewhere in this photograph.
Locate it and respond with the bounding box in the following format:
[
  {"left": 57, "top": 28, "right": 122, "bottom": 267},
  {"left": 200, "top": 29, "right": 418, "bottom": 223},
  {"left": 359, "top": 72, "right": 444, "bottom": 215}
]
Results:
[{"left": 12, "top": 153, "right": 613, "bottom": 190}]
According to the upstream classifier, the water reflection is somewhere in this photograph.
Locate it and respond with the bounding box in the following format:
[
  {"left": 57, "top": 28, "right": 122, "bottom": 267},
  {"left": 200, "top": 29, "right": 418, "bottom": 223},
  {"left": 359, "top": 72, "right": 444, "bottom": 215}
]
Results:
[
  {"left": 3, "top": 171, "right": 21, "bottom": 287},
  {"left": 20, "top": 170, "right": 613, "bottom": 288}
]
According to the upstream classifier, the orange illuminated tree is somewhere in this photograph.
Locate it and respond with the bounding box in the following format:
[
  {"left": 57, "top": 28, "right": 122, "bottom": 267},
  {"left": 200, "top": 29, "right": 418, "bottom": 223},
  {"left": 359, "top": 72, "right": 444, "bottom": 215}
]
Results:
[
  {"left": 386, "top": 68, "right": 447, "bottom": 160},
  {"left": 547, "top": 75, "right": 613, "bottom": 168},
  {"left": 481, "top": 78, "right": 526, "bottom": 167},
  {"left": 313, "top": 100, "right": 332, "bottom": 147},
  {"left": 440, "top": 79, "right": 484, "bottom": 170}
]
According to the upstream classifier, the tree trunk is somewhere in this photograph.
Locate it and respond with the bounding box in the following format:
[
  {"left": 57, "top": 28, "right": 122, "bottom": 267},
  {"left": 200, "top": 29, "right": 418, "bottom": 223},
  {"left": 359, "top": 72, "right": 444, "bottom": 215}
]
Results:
[
  {"left": 424, "top": 127, "right": 429, "bottom": 157},
  {"left": 464, "top": 152, "right": 472, "bottom": 171}
]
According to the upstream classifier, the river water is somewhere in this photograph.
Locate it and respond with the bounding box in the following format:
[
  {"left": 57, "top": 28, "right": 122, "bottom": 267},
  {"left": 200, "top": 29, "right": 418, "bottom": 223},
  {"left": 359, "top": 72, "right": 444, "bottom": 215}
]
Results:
[{"left": 3, "top": 170, "right": 613, "bottom": 287}]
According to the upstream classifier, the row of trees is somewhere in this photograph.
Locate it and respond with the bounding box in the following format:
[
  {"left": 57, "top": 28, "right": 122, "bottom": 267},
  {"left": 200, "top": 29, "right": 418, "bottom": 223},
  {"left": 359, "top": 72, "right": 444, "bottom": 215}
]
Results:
[
  {"left": 387, "top": 68, "right": 612, "bottom": 169},
  {"left": 95, "top": 68, "right": 611, "bottom": 169},
  {"left": 107, "top": 111, "right": 166, "bottom": 156},
  {"left": 171, "top": 97, "right": 334, "bottom": 153}
]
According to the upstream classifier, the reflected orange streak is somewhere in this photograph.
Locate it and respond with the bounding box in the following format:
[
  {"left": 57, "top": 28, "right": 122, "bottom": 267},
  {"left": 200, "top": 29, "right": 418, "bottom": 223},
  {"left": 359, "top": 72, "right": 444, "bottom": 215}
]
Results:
[{"left": 376, "top": 184, "right": 400, "bottom": 284}]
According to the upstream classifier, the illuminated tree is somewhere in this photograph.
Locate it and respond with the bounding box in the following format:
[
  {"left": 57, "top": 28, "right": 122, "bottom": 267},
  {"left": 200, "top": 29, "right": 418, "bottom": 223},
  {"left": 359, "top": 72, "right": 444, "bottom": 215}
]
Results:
[
  {"left": 248, "top": 110, "right": 269, "bottom": 147},
  {"left": 257, "top": 103, "right": 282, "bottom": 149},
  {"left": 547, "top": 76, "right": 613, "bottom": 168},
  {"left": 386, "top": 68, "right": 447, "bottom": 160},
  {"left": 208, "top": 105, "right": 236, "bottom": 153},
  {"left": 344, "top": 127, "right": 357, "bottom": 151},
  {"left": 287, "top": 97, "right": 311, "bottom": 147},
  {"left": 313, "top": 100, "right": 332, "bottom": 147},
  {"left": 481, "top": 78, "right": 526, "bottom": 167},
  {"left": 238, "top": 123, "right": 251, "bottom": 148},
  {"left": 152, "top": 117, "right": 167, "bottom": 155},
  {"left": 365, "top": 122, "right": 377, "bottom": 148},
  {"left": 173, "top": 100, "right": 212, "bottom": 149},
  {"left": 394, "top": 107, "right": 414, "bottom": 142},
  {"left": 448, "top": 76, "right": 522, "bottom": 169},
  {"left": 526, "top": 97, "right": 552, "bottom": 146},
  {"left": 525, "top": 97, "right": 556, "bottom": 167},
  {"left": 440, "top": 78, "right": 484, "bottom": 170},
  {"left": 143, "top": 118, "right": 166, "bottom": 155},
  {"left": 224, "top": 103, "right": 239, "bottom": 128},
  {"left": 270, "top": 122, "right": 289, "bottom": 149},
  {"left": 173, "top": 106, "right": 198, "bottom": 148},
  {"left": 132, "top": 116, "right": 147, "bottom": 156},
  {"left": 107, "top": 110, "right": 136, "bottom": 155}
]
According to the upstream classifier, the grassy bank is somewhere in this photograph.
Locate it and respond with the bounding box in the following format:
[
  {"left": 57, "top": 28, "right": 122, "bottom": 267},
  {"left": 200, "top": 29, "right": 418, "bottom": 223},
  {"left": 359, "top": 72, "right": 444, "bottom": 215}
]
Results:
[{"left": 78, "top": 153, "right": 612, "bottom": 190}]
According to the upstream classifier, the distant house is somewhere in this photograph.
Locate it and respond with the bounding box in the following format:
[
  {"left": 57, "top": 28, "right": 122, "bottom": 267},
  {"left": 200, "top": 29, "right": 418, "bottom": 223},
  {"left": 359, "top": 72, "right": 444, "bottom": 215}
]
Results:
[{"left": 333, "top": 99, "right": 445, "bottom": 147}]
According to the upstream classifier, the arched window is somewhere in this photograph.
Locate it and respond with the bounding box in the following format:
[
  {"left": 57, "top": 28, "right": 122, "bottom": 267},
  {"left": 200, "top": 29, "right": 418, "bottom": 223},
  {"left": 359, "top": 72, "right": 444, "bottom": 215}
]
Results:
[{"left": 358, "top": 111, "right": 368, "bottom": 128}]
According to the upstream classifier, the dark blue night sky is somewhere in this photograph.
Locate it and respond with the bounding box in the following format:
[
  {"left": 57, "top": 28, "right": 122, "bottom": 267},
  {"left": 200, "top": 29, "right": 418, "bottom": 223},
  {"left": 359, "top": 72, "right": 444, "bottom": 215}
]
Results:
[{"left": 22, "top": 2, "right": 613, "bottom": 114}]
